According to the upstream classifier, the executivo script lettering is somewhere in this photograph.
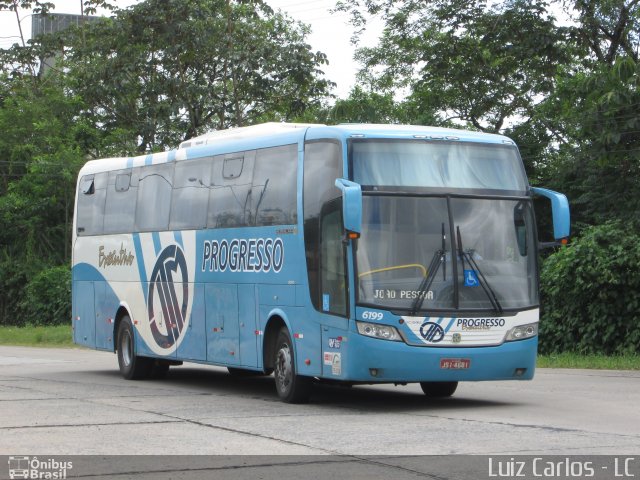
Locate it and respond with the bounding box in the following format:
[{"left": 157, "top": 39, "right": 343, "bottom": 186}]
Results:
[{"left": 98, "top": 244, "right": 135, "bottom": 269}]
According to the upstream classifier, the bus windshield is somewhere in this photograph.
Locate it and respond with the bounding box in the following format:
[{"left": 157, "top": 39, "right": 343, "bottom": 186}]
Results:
[
  {"left": 351, "top": 140, "right": 527, "bottom": 192},
  {"left": 356, "top": 196, "right": 538, "bottom": 312}
]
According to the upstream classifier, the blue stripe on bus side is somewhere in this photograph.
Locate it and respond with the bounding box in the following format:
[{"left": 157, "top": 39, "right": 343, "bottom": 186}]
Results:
[
  {"left": 174, "top": 231, "right": 183, "bottom": 248},
  {"left": 132, "top": 233, "right": 148, "bottom": 303},
  {"left": 152, "top": 232, "right": 161, "bottom": 255},
  {"left": 444, "top": 317, "right": 456, "bottom": 333}
]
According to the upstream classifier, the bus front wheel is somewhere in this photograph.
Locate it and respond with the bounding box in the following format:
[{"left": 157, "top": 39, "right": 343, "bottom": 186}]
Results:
[
  {"left": 117, "top": 315, "right": 152, "bottom": 380},
  {"left": 420, "top": 381, "right": 458, "bottom": 398},
  {"left": 273, "top": 327, "right": 312, "bottom": 403}
]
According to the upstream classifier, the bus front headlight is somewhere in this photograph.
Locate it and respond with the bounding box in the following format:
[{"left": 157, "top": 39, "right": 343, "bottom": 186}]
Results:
[
  {"left": 505, "top": 322, "right": 538, "bottom": 342},
  {"left": 357, "top": 321, "right": 402, "bottom": 342}
]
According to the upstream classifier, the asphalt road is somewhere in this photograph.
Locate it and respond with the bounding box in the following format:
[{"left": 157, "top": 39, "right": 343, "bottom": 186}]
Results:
[{"left": 0, "top": 345, "right": 638, "bottom": 478}]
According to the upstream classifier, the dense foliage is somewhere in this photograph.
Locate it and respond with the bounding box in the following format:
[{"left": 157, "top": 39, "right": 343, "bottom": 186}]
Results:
[
  {"left": 540, "top": 223, "right": 640, "bottom": 354},
  {"left": 19, "top": 265, "right": 71, "bottom": 327},
  {"left": 0, "top": 77, "right": 86, "bottom": 324},
  {"left": 63, "top": 0, "right": 332, "bottom": 152},
  {"left": 0, "top": 0, "right": 639, "bottom": 355}
]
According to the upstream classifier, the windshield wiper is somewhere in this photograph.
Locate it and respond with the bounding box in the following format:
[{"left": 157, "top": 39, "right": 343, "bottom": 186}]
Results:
[
  {"left": 456, "top": 226, "right": 503, "bottom": 314},
  {"left": 441, "top": 222, "right": 446, "bottom": 281},
  {"left": 410, "top": 223, "right": 447, "bottom": 315},
  {"left": 409, "top": 249, "right": 445, "bottom": 315}
]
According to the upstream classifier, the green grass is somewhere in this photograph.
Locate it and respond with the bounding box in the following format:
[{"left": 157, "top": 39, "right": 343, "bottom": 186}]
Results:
[
  {"left": 537, "top": 352, "right": 640, "bottom": 370},
  {"left": 0, "top": 325, "right": 74, "bottom": 348}
]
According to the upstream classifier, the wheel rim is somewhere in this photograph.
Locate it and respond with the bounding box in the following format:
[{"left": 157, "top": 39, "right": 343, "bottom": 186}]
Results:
[
  {"left": 121, "top": 329, "right": 132, "bottom": 367},
  {"left": 275, "top": 343, "right": 293, "bottom": 394}
]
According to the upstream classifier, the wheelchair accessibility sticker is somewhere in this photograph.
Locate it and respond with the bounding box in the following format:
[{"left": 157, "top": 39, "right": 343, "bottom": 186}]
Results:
[{"left": 464, "top": 270, "right": 479, "bottom": 287}]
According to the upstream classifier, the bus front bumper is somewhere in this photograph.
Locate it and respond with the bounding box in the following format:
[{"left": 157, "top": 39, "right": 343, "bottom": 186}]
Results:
[{"left": 341, "top": 334, "right": 537, "bottom": 383}]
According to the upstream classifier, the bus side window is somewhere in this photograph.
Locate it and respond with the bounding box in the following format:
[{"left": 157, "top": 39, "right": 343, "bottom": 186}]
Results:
[
  {"left": 77, "top": 173, "right": 107, "bottom": 235},
  {"left": 252, "top": 144, "right": 297, "bottom": 226},
  {"left": 208, "top": 151, "right": 255, "bottom": 229},
  {"left": 170, "top": 157, "right": 212, "bottom": 230},
  {"left": 136, "top": 163, "right": 174, "bottom": 232},
  {"left": 104, "top": 169, "right": 137, "bottom": 234},
  {"left": 80, "top": 176, "right": 95, "bottom": 194}
]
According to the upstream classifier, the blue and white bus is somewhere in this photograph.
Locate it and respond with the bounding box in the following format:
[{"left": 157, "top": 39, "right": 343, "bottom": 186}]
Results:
[{"left": 72, "top": 123, "right": 569, "bottom": 403}]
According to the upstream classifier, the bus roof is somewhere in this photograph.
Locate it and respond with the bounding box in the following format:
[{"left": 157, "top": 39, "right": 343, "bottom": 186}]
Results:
[
  {"left": 305, "top": 123, "right": 513, "bottom": 144},
  {"left": 179, "top": 123, "right": 513, "bottom": 147},
  {"left": 77, "top": 123, "right": 515, "bottom": 177},
  {"left": 178, "top": 122, "right": 318, "bottom": 149}
]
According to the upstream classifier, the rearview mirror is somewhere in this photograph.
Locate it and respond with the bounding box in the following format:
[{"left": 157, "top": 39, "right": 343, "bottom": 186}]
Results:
[
  {"left": 532, "top": 187, "right": 570, "bottom": 245},
  {"left": 334, "top": 178, "right": 362, "bottom": 236}
]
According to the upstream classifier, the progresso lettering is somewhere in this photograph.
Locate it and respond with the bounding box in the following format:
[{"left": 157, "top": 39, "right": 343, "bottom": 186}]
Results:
[
  {"left": 201, "top": 238, "right": 284, "bottom": 273},
  {"left": 456, "top": 318, "right": 506, "bottom": 330}
]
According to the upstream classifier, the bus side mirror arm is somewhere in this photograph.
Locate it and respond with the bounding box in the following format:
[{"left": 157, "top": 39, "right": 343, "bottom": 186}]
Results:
[
  {"left": 531, "top": 187, "right": 571, "bottom": 246},
  {"left": 335, "top": 178, "right": 362, "bottom": 237}
]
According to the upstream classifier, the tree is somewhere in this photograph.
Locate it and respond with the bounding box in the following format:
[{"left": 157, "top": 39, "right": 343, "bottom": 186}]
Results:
[
  {"left": 525, "top": 2, "right": 640, "bottom": 228},
  {"left": 63, "top": 0, "right": 333, "bottom": 153},
  {"left": 538, "top": 56, "right": 640, "bottom": 228},
  {"left": 321, "top": 86, "right": 411, "bottom": 124},
  {"left": 567, "top": 0, "right": 640, "bottom": 65},
  {"left": 337, "top": 0, "right": 572, "bottom": 132},
  {"left": 0, "top": 74, "right": 89, "bottom": 325},
  {"left": 0, "top": 0, "right": 54, "bottom": 50}
]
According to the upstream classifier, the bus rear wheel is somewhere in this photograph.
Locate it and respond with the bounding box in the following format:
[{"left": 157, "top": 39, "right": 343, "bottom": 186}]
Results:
[
  {"left": 420, "top": 381, "right": 458, "bottom": 398},
  {"left": 273, "top": 327, "right": 312, "bottom": 403},
  {"left": 117, "top": 315, "right": 152, "bottom": 380}
]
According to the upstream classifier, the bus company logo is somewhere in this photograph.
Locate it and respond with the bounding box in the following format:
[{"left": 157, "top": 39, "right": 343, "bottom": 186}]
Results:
[
  {"left": 201, "top": 237, "right": 284, "bottom": 273},
  {"left": 420, "top": 321, "right": 445, "bottom": 343},
  {"left": 148, "top": 244, "right": 188, "bottom": 349}
]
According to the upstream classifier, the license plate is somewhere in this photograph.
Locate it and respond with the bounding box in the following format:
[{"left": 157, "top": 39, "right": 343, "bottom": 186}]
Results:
[{"left": 440, "top": 358, "right": 470, "bottom": 369}]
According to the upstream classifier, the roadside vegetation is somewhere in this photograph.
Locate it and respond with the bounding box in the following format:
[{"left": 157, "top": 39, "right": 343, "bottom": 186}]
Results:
[
  {"left": 0, "top": 325, "right": 74, "bottom": 348},
  {"left": 537, "top": 353, "right": 640, "bottom": 371}
]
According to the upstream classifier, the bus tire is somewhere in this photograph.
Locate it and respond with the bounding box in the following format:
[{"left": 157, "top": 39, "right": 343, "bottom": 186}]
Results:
[
  {"left": 420, "top": 381, "right": 458, "bottom": 398},
  {"left": 150, "top": 361, "right": 171, "bottom": 379},
  {"left": 273, "top": 327, "right": 312, "bottom": 403},
  {"left": 117, "top": 315, "right": 152, "bottom": 380}
]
